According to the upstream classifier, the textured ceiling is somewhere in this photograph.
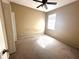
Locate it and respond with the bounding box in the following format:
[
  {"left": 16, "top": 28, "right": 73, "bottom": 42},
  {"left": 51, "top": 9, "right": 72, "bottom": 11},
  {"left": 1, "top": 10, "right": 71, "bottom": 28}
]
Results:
[{"left": 10, "top": 0, "right": 77, "bottom": 12}]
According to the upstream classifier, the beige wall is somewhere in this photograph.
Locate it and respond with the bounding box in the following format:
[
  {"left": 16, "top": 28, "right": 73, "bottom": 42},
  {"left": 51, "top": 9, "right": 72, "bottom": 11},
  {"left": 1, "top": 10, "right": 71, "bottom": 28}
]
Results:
[
  {"left": 11, "top": 3, "right": 45, "bottom": 36},
  {"left": 45, "top": 1, "right": 79, "bottom": 48}
]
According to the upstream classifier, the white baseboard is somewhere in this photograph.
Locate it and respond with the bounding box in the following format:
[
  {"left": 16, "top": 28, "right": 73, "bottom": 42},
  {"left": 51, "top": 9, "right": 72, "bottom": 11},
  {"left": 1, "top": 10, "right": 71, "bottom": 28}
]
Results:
[{"left": 17, "top": 33, "right": 44, "bottom": 40}]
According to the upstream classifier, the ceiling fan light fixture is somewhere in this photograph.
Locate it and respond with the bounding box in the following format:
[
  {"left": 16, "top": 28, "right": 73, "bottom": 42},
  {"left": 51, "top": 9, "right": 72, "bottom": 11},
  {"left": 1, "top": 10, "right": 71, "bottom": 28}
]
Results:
[{"left": 33, "top": 0, "right": 57, "bottom": 9}]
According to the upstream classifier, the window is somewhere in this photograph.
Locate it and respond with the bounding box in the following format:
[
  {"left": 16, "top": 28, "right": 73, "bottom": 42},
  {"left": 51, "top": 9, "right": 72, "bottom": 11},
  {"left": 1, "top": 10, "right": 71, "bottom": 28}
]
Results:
[{"left": 47, "top": 13, "right": 56, "bottom": 30}]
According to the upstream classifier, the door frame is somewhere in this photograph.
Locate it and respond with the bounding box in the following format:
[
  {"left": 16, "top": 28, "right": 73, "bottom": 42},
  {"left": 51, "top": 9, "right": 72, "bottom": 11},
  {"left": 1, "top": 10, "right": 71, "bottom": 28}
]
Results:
[{"left": 0, "top": 0, "right": 9, "bottom": 59}]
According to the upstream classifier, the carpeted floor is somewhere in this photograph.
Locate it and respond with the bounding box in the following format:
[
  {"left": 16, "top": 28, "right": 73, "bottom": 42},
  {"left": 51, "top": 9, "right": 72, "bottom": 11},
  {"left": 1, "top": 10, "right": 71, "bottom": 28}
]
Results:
[{"left": 10, "top": 35, "right": 79, "bottom": 59}]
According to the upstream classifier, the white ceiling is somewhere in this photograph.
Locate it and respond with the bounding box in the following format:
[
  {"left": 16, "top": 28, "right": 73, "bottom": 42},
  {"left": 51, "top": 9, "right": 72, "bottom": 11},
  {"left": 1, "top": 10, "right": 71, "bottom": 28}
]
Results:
[{"left": 10, "top": 0, "right": 77, "bottom": 12}]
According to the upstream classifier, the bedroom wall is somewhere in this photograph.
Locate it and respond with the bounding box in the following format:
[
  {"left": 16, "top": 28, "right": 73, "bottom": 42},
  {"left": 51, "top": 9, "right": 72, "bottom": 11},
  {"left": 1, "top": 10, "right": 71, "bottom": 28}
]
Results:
[
  {"left": 45, "top": 1, "right": 79, "bottom": 48},
  {"left": 11, "top": 3, "right": 45, "bottom": 36}
]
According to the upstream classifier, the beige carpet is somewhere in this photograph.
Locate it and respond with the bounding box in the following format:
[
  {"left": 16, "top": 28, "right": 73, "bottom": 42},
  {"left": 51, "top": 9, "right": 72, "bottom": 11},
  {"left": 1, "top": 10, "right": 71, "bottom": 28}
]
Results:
[{"left": 10, "top": 35, "right": 79, "bottom": 59}]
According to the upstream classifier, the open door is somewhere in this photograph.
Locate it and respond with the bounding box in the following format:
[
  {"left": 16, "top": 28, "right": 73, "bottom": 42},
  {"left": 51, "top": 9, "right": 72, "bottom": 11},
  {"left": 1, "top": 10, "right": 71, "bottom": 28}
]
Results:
[{"left": 0, "top": 0, "right": 9, "bottom": 59}]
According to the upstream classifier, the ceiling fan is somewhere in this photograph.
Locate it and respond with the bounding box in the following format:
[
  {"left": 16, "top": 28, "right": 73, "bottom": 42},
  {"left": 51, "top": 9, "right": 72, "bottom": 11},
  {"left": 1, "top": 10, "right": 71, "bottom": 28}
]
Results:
[{"left": 33, "top": 0, "right": 57, "bottom": 9}]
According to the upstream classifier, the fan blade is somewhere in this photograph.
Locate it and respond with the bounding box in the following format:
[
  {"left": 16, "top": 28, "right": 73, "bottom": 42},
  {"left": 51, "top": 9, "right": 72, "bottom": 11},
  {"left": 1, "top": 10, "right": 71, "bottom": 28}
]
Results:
[
  {"left": 33, "top": 0, "right": 42, "bottom": 3},
  {"left": 44, "top": 4, "right": 48, "bottom": 9},
  {"left": 37, "top": 4, "right": 43, "bottom": 8},
  {"left": 47, "top": 2, "right": 57, "bottom": 5}
]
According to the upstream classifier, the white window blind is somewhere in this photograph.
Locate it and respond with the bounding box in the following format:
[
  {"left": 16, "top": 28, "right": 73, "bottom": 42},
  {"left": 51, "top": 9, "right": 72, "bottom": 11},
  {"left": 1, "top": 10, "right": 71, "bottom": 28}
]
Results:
[{"left": 48, "top": 13, "right": 56, "bottom": 30}]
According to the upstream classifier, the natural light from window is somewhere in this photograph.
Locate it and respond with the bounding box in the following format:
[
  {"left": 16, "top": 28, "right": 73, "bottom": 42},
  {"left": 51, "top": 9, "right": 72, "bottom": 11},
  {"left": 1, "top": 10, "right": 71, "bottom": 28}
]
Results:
[
  {"left": 48, "top": 13, "right": 56, "bottom": 30},
  {"left": 36, "top": 35, "right": 53, "bottom": 48}
]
